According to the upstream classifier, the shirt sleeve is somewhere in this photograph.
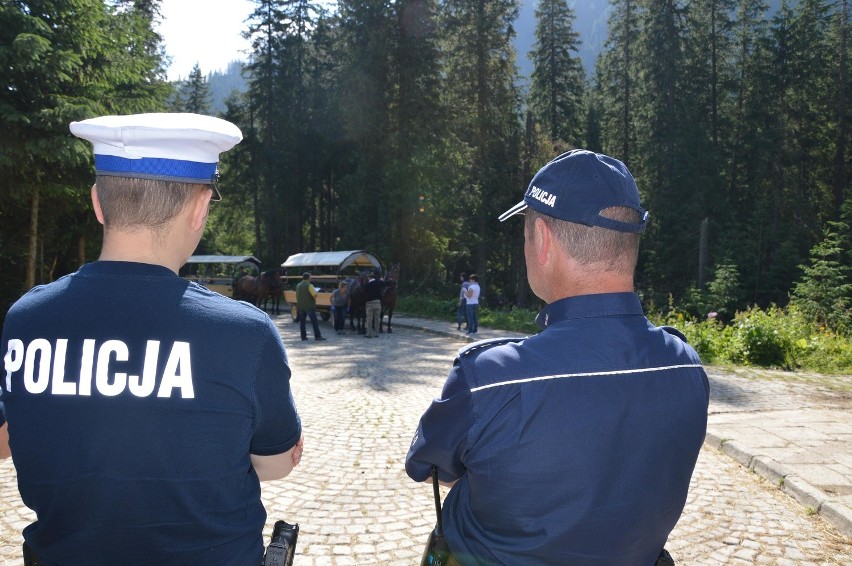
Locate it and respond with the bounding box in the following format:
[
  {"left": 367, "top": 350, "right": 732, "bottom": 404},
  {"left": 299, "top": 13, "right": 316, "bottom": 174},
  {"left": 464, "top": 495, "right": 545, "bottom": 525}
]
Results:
[
  {"left": 250, "top": 322, "right": 301, "bottom": 456},
  {"left": 405, "top": 359, "right": 473, "bottom": 483}
]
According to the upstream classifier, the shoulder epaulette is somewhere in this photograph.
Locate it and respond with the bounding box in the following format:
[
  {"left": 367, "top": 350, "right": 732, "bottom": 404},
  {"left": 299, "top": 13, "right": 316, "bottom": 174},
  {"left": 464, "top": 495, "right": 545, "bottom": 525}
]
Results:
[
  {"left": 458, "top": 336, "right": 526, "bottom": 357},
  {"left": 660, "top": 325, "right": 689, "bottom": 343}
]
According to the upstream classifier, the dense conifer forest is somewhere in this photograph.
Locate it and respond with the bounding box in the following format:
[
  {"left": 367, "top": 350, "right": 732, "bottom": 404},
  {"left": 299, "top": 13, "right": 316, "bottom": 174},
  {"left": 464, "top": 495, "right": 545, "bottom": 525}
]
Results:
[{"left": 1, "top": 1, "right": 849, "bottom": 341}]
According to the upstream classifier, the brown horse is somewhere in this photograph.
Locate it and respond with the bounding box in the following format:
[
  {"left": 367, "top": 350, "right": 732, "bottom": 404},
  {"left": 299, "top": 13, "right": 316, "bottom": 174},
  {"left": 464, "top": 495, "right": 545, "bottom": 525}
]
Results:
[
  {"left": 347, "top": 271, "right": 370, "bottom": 334},
  {"left": 263, "top": 286, "right": 283, "bottom": 315},
  {"left": 235, "top": 269, "right": 283, "bottom": 313},
  {"left": 380, "top": 263, "right": 400, "bottom": 333}
]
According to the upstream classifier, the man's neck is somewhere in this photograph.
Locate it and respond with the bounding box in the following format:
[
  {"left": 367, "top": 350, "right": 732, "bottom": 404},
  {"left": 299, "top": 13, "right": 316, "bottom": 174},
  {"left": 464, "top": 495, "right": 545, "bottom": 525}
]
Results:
[
  {"left": 98, "top": 229, "right": 186, "bottom": 274},
  {"left": 552, "top": 274, "right": 634, "bottom": 302}
]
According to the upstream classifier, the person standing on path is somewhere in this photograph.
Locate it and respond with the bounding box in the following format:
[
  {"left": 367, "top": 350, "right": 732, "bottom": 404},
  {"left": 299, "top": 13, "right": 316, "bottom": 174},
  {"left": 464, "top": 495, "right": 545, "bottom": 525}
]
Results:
[
  {"left": 364, "top": 271, "right": 385, "bottom": 338},
  {"left": 456, "top": 272, "right": 470, "bottom": 331},
  {"left": 296, "top": 272, "right": 326, "bottom": 341},
  {"left": 331, "top": 281, "right": 350, "bottom": 335},
  {"left": 406, "top": 149, "right": 709, "bottom": 565},
  {"left": 464, "top": 274, "right": 480, "bottom": 335},
  {"left": 1, "top": 113, "right": 303, "bottom": 565}
]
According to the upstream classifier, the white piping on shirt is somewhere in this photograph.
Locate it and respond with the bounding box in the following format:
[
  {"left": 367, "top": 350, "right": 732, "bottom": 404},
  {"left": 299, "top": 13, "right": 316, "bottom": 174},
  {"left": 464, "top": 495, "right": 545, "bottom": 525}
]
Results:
[{"left": 469, "top": 364, "right": 704, "bottom": 393}]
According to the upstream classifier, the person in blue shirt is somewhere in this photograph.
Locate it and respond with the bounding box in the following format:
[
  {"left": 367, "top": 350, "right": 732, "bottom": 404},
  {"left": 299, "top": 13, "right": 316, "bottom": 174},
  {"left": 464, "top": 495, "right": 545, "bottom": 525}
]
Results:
[
  {"left": 456, "top": 272, "right": 470, "bottom": 331},
  {"left": 406, "top": 150, "right": 709, "bottom": 566},
  {"left": 1, "top": 114, "right": 303, "bottom": 565}
]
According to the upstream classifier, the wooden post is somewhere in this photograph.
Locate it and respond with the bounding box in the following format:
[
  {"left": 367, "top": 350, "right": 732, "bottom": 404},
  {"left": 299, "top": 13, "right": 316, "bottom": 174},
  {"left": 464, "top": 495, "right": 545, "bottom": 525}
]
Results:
[{"left": 698, "top": 217, "right": 709, "bottom": 290}]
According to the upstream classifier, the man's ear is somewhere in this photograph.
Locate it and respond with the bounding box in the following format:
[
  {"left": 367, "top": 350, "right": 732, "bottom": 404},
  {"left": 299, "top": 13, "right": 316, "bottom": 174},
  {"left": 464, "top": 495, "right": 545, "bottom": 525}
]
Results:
[
  {"left": 189, "top": 188, "right": 213, "bottom": 232},
  {"left": 533, "top": 217, "right": 551, "bottom": 266},
  {"left": 91, "top": 184, "right": 106, "bottom": 226}
]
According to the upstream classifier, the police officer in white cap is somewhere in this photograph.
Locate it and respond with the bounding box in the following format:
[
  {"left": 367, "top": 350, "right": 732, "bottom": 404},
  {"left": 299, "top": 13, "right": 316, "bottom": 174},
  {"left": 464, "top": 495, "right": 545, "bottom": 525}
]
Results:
[
  {"left": 406, "top": 150, "right": 708, "bottom": 565},
  {"left": 1, "top": 114, "right": 303, "bottom": 565}
]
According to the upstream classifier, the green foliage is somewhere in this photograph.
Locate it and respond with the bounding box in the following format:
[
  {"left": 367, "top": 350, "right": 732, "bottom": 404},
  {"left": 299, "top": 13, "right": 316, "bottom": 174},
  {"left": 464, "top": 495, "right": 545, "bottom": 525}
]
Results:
[
  {"left": 0, "top": 0, "right": 169, "bottom": 300},
  {"left": 2, "top": 0, "right": 851, "bottom": 336},
  {"left": 707, "top": 260, "right": 743, "bottom": 320},
  {"left": 732, "top": 306, "right": 796, "bottom": 367},
  {"left": 396, "top": 294, "right": 539, "bottom": 334},
  {"left": 402, "top": 291, "right": 851, "bottom": 372},
  {"left": 651, "top": 302, "right": 852, "bottom": 373},
  {"left": 479, "top": 306, "right": 539, "bottom": 335},
  {"left": 178, "top": 64, "right": 212, "bottom": 114},
  {"left": 396, "top": 293, "right": 457, "bottom": 320},
  {"left": 529, "top": 0, "right": 586, "bottom": 146},
  {"left": 790, "top": 222, "right": 852, "bottom": 335}
]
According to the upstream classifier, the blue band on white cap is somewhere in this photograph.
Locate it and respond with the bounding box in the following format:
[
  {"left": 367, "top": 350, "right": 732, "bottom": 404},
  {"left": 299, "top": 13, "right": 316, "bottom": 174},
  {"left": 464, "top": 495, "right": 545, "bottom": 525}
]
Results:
[{"left": 94, "top": 155, "right": 217, "bottom": 184}]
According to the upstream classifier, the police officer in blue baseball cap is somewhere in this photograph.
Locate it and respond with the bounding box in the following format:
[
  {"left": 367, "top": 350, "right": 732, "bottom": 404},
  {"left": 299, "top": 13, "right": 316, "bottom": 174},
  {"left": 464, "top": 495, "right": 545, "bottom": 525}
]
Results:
[
  {"left": 406, "top": 150, "right": 709, "bottom": 565},
  {"left": 1, "top": 113, "right": 303, "bottom": 565}
]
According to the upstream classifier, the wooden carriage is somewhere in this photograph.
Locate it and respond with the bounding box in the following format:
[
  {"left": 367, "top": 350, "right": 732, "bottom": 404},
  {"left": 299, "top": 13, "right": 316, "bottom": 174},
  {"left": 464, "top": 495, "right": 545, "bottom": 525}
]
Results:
[
  {"left": 180, "top": 255, "right": 262, "bottom": 298},
  {"left": 281, "top": 250, "right": 383, "bottom": 321}
]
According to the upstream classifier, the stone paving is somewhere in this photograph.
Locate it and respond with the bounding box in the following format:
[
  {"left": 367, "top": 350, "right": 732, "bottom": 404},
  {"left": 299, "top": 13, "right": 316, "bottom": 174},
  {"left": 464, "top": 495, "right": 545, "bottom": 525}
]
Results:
[
  {"left": 704, "top": 367, "right": 852, "bottom": 540},
  {"left": 1, "top": 317, "right": 850, "bottom": 564}
]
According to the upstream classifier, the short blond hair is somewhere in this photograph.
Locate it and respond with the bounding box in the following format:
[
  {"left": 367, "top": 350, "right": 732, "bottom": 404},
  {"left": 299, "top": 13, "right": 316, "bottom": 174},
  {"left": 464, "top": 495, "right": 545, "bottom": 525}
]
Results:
[
  {"left": 526, "top": 207, "right": 640, "bottom": 274},
  {"left": 95, "top": 175, "right": 208, "bottom": 230}
]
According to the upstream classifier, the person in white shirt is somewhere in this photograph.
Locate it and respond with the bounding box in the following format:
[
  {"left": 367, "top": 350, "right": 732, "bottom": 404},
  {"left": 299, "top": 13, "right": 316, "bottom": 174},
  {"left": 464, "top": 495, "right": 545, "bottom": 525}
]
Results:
[{"left": 465, "top": 274, "right": 481, "bottom": 334}]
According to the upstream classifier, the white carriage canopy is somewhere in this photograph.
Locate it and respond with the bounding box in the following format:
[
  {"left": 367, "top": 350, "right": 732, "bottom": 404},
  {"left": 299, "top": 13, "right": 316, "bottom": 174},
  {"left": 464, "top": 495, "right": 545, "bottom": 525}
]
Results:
[
  {"left": 181, "top": 255, "right": 261, "bottom": 276},
  {"left": 186, "top": 255, "right": 261, "bottom": 265},
  {"left": 281, "top": 250, "right": 382, "bottom": 278}
]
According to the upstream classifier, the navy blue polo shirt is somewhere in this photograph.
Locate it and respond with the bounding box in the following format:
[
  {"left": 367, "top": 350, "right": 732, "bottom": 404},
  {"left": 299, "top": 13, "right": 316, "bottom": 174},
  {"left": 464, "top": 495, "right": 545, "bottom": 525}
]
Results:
[
  {"left": 406, "top": 292, "right": 709, "bottom": 566},
  {"left": 2, "top": 261, "right": 301, "bottom": 565}
]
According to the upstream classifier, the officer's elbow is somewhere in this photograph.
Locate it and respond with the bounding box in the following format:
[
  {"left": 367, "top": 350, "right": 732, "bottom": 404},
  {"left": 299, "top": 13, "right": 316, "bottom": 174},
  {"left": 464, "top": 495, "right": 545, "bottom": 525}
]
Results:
[{"left": 251, "top": 445, "right": 301, "bottom": 482}]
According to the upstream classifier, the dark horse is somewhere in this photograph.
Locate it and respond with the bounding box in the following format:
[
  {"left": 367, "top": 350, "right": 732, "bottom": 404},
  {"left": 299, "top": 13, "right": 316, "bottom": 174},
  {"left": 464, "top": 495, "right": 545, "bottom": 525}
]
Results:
[
  {"left": 380, "top": 263, "right": 400, "bottom": 333},
  {"left": 235, "top": 269, "right": 284, "bottom": 314},
  {"left": 346, "top": 271, "right": 369, "bottom": 335}
]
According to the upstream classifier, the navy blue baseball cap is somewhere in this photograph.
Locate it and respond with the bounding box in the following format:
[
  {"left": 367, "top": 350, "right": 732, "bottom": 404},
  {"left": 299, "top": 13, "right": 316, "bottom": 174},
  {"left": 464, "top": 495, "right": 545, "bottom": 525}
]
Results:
[{"left": 498, "top": 149, "right": 649, "bottom": 233}]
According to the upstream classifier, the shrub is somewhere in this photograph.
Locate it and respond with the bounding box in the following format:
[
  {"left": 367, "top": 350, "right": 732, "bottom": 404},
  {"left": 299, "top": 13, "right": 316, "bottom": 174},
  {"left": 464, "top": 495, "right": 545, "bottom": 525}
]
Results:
[
  {"left": 732, "top": 306, "right": 792, "bottom": 368},
  {"left": 399, "top": 294, "right": 852, "bottom": 373}
]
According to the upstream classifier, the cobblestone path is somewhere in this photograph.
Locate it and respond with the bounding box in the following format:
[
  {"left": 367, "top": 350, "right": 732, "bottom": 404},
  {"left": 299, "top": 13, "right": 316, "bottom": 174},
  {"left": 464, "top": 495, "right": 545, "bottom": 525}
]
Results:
[{"left": 1, "top": 323, "right": 849, "bottom": 564}]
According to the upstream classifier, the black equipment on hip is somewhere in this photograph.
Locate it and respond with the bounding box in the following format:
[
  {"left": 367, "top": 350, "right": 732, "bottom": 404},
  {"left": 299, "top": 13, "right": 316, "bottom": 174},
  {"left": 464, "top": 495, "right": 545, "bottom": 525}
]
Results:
[
  {"left": 420, "top": 465, "right": 453, "bottom": 566},
  {"left": 261, "top": 520, "right": 299, "bottom": 566}
]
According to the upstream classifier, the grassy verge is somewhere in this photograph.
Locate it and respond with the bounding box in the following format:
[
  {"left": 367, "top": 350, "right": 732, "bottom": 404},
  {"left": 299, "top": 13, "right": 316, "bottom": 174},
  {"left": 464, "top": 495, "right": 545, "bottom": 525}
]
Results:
[
  {"left": 397, "top": 295, "right": 539, "bottom": 334},
  {"left": 397, "top": 295, "right": 852, "bottom": 374}
]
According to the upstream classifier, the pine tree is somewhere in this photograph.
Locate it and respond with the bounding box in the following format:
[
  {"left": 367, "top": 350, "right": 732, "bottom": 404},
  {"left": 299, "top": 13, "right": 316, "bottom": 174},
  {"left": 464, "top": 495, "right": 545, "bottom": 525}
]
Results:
[
  {"left": 760, "top": 0, "right": 835, "bottom": 303},
  {"left": 440, "top": 0, "right": 522, "bottom": 282},
  {"left": 631, "top": 0, "right": 692, "bottom": 301},
  {"left": 791, "top": 222, "right": 852, "bottom": 333},
  {"left": 333, "top": 0, "right": 395, "bottom": 256},
  {"left": 830, "top": 0, "right": 850, "bottom": 217},
  {"left": 385, "top": 0, "right": 457, "bottom": 283},
  {"left": 727, "top": 0, "right": 777, "bottom": 304},
  {"left": 0, "top": 0, "right": 168, "bottom": 297},
  {"left": 595, "top": 0, "right": 640, "bottom": 166},
  {"left": 528, "top": 0, "right": 586, "bottom": 147},
  {"left": 181, "top": 64, "right": 212, "bottom": 114},
  {"left": 679, "top": 0, "right": 738, "bottom": 298},
  {"left": 246, "top": 0, "right": 316, "bottom": 262}
]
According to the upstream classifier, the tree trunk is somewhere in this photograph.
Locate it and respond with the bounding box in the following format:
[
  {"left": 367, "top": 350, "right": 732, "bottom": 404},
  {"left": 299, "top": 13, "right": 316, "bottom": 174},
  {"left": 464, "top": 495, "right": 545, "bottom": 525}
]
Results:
[
  {"left": 78, "top": 234, "right": 86, "bottom": 267},
  {"left": 833, "top": 0, "right": 848, "bottom": 216},
  {"left": 26, "top": 186, "right": 40, "bottom": 289}
]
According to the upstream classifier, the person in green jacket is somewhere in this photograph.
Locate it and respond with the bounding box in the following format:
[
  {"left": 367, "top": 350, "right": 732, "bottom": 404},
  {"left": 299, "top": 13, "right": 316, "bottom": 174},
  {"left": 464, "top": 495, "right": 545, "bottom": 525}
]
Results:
[{"left": 296, "top": 272, "right": 326, "bottom": 341}]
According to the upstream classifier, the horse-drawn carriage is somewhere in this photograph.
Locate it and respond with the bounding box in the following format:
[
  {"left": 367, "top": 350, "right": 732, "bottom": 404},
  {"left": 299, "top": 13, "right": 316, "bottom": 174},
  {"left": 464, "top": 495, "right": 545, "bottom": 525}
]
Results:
[
  {"left": 180, "top": 255, "right": 262, "bottom": 298},
  {"left": 280, "top": 250, "right": 384, "bottom": 322}
]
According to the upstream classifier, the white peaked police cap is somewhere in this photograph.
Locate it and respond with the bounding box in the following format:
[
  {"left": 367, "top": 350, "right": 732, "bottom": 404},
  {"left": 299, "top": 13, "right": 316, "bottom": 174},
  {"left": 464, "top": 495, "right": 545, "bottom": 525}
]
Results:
[{"left": 70, "top": 113, "right": 243, "bottom": 199}]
